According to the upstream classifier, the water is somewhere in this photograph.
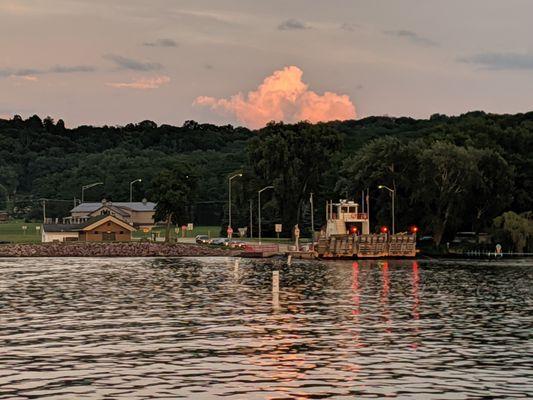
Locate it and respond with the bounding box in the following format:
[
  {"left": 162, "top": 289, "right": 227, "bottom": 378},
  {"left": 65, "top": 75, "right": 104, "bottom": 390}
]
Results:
[{"left": 1, "top": 257, "right": 532, "bottom": 399}]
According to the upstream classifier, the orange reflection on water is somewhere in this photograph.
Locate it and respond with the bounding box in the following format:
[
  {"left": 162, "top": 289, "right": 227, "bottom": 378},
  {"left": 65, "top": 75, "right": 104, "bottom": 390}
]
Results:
[
  {"left": 351, "top": 262, "right": 360, "bottom": 317},
  {"left": 412, "top": 261, "right": 420, "bottom": 321},
  {"left": 380, "top": 261, "right": 391, "bottom": 334}
]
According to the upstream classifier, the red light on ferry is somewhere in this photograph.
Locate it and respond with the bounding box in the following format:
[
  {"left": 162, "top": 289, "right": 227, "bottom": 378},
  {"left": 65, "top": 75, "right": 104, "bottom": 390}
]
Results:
[
  {"left": 350, "top": 226, "right": 358, "bottom": 234},
  {"left": 380, "top": 226, "right": 389, "bottom": 234},
  {"left": 410, "top": 225, "right": 419, "bottom": 234}
]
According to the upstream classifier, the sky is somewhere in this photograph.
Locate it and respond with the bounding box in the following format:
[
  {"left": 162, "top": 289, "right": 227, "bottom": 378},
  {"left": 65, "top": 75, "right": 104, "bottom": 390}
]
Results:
[{"left": 1, "top": 0, "right": 533, "bottom": 128}]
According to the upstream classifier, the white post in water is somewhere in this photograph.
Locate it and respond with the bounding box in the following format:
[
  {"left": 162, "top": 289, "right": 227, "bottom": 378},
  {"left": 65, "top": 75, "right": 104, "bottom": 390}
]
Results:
[
  {"left": 272, "top": 270, "right": 280, "bottom": 310},
  {"left": 287, "top": 254, "right": 292, "bottom": 266},
  {"left": 272, "top": 270, "right": 279, "bottom": 293},
  {"left": 234, "top": 258, "right": 240, "bottom": 279}
]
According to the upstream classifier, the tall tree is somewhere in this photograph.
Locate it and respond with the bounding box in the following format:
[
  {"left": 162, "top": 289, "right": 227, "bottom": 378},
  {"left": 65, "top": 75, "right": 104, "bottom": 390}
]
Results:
[
  {"left": 151, "top": 165, "right": 197, "bottom": 242},
  {"left": 415, "top": 142, "right": 480, "bottom": 246},
  {"left": 248, "top": 122, "right": 342, "bottom": 235}
]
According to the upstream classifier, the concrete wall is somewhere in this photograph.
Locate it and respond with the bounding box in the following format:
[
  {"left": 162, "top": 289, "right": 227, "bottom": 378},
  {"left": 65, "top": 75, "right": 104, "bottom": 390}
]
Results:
[{"left": 42, "top": 231, "right": 79, "bottom": 243}]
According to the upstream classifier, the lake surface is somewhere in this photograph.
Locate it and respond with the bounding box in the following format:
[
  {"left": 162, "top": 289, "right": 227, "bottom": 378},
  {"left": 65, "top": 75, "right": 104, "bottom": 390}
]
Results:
[{"left": 1, "top": 257, "right": 532, "bottom": 399}]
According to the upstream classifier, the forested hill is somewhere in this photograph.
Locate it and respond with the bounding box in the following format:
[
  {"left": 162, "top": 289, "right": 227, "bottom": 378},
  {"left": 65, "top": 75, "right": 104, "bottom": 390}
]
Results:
[{"left": 0, "top": 112, "right": 531, "bottom": 247}]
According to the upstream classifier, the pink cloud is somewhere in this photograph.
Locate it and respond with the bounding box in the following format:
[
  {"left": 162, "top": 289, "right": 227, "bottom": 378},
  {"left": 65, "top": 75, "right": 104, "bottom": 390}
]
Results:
[
  {"left": 9, "top": 75, "right": 38, "bottom": 81},
  {"left": 194, "top": 66, "right": 356, "bottom": 128},
  {"left": 107, "top": 75, "right": 170, "bottom": 90}
]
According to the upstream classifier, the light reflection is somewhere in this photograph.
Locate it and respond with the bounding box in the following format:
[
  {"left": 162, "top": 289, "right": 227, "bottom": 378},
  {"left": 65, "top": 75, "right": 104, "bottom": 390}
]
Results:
[
  {"left": 351, "top": 261, "right": 360, "bottom": 317},
  {"left": 380, "top": 261, "right": 391, "bottom": 334}
]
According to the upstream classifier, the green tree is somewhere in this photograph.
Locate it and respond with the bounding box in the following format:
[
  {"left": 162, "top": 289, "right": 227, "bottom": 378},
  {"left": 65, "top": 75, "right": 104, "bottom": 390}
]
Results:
[
  {"left": 338, "top": 136, "right": 421, "bottom": 231},
  {"left": 493, "top": 211, "right": 533, "bottom": 253},
  {"left": 415, "top": 142, "right": 480, "bottom": 246},
  {"left": 248, "top": 122, "right": 342, "bottom": 235},
  {"left": 151, "top": 165, "right": 197, "bottom": 242}
]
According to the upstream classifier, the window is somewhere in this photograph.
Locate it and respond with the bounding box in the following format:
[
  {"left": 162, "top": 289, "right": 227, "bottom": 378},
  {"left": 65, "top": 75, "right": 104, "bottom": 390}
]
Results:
[
  {"left": 94, "top": 231, "right": 99, "bottom": 234},
  {"left": 119, "top": 231, "right": 124, "bottom": 234},
  {"left": 107, "top": 222, "right": 111, "bottom": 226}
]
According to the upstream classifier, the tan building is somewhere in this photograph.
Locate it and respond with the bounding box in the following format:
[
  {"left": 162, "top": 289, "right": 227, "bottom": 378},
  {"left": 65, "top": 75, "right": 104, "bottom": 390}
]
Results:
[
  {"left": 42, "top": 215, "right": 136, "bottom": 243},
  {"left": 68, "top": 199, "right": 156, "bottom": 229}
]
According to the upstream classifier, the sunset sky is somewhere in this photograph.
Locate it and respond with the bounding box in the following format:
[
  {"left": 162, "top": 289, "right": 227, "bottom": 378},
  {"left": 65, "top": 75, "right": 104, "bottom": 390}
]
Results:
[{"left": 1, "top": 0, "right": 533, "bottom": 128}]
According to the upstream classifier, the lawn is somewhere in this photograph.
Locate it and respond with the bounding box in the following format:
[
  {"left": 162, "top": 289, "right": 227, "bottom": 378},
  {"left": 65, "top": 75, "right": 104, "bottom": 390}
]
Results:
[
  {"left": 131, "top": 225, "right": 222, "bottom": 241},
  {"left": 0, "top": 221, "right": 305, "bottom": 244},
  {"left": 0, "top": 221, "right": 43, "bottom": 243}
]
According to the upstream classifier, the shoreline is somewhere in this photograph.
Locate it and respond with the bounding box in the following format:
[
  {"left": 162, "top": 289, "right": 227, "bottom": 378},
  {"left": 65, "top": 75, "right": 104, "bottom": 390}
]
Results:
[{"left": 0, "top": 242, "right": 239, "bottom": 258}]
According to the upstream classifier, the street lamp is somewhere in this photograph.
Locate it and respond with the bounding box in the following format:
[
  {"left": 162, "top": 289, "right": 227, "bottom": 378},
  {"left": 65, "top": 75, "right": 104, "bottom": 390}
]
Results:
[
  {"left": 258, "top": 185, "right": 274, "bottom": 244},
  {"left": 81, "top": 182, "right": 103, "bottom": 203},
  {"left": 378, "top": 185, "right": 396, "bottom": 235},
  {"left": 228, "top": 173, "right": 242, "bottom": 234},
  {"left": 130, "top": 178, "right": 142, "bottom": 203}
]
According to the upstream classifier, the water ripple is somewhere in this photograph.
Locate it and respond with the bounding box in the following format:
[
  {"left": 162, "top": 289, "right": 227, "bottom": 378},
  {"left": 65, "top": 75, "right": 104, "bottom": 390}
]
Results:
[{"left": 1, "top": 257, "right": 532, "bottom": 399}]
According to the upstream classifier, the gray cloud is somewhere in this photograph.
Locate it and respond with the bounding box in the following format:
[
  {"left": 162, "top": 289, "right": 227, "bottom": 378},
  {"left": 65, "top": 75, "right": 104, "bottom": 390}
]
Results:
[
  {"left": 49, "top": 65, "right": 96, "bottom": 73},
  {"left": 142, "top": 38, "right": 178, "bottom": 48},
  {"left": 341, "top": 23, "right": 359, "bottom": 32},
  {"left": 278, "top": 18, "right": 310, "bottom": 31},
  {"left": 103, "top": 54, "right": 163, "bottom": 71},
  {"left": 0, "top": 65, "right": 95, "bottom": 78},
  {"left": 384, "top": 30, "right": 438, "bottom": 47},
  {"left": 458, "top": 52, "right": 533, "bottom": 70}
]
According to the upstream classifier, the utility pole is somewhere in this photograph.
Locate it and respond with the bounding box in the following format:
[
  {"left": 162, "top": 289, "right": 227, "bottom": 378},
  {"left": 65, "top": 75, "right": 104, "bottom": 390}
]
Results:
[
  {"left": 310, "top": 192, "right": 314, "bottom": 238},
  {"left": 42, "top": 199, "right": 46, "bottom": 223},
  {"left": 249, "top": 199, "right": 253, "bottom": 239},
  {"left": 228, "top": 173, "right": 242, "bottom": 235},
  {"left": 258, "top": 185, "right": 274, "bottom": 244}
]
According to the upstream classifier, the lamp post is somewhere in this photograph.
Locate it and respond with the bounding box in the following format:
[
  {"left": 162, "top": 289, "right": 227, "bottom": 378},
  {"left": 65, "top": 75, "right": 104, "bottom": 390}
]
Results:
[
  {"left": 81, "top": 182, "right": 103, "bottom": 203},
  {"left": 130, "top": 178, "right": 142, "bottom": 203},
  {"left": 228, "top": 173, "right": 242, "bottom": 233},
  {"left": 258, "top": 185, "right": 274, "bottom": 244},
  {"left": 378, "top": 185, "right": 395, "bottom": 235}
]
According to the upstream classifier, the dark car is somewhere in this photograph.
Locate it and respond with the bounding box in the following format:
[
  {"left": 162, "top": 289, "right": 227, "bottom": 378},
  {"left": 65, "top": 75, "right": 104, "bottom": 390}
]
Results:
[
  {"left": 209, "top": 238, "right": 229, "bottom": 246},
  {"left": 195, "top": 235, "right": 210, "bottom": 244}
]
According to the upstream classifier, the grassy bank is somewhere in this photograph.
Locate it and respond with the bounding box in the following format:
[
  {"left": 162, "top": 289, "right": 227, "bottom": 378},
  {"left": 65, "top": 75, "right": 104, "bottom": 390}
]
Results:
[{"left": 0, "top": 221, "right": 43, "bottom": 243}]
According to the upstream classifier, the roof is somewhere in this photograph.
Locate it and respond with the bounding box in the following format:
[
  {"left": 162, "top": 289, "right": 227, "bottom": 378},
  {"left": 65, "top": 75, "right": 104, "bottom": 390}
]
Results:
[
  {"left": 89, "top": 204, "right": 131, "bottom": 217},
  {"left": 44, "top": 215, "right": 136, "bottom": 233},
  {"left": 79, "top": 215, "right": 136, "bottom": 232},
  {"left": 42, "top": 224, "right": 78, "bottom": 233},
  {"left": 71, "top": 201, "right": 156, "bottom": 213}
]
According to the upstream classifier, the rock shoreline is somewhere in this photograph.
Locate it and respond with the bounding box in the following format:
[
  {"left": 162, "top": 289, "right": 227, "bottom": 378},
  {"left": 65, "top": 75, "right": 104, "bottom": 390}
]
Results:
[{"left": 0, "top": 242, "right": 238, "bottom": 258}]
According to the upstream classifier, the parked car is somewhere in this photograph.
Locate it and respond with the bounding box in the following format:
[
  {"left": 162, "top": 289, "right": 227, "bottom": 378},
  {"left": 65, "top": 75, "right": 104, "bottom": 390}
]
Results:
[
  {"left": 195, "top": 235, "right": 210, "bottom": 244},
  {"left": 209, "top": 238, "right": 229, "bottom": 246},
  {"left": 228, "top": 240, "right": 247, "bottom": 249}
]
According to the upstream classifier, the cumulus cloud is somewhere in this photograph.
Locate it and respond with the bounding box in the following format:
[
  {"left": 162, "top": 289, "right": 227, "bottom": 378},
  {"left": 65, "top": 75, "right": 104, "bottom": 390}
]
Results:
[
  {"left": 107, "top": 75, "right": 170, "bottom": 89},
  {"left": 194, "top": 66, "right": 356, "bottom": 129},
  {"left": 142, "top": 38, "right": 178, "bottom": 47},
  {"left": 103, "top": 54, "right": 162, "bottom": 71},
  {"left": 278, "top": 18, "right": 310, "bottom": 30},
  {"left": 458, "top": 52, "right": 533, "bottom": 70},
  {"left": 0, "top": 64, "right": 95, "bottom": 79},
  {"left": 384, "top": 30, "right": 438, "bottom": 47}
]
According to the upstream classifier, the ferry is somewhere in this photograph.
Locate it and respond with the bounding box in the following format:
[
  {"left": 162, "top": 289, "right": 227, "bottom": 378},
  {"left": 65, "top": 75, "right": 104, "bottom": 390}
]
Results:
[{"left": 315, "top": 199, "right": 417, "bottom": 258}]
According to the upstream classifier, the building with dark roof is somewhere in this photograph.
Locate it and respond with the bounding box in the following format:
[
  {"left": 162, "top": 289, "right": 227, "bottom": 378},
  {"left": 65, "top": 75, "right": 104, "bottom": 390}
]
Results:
[
  {"left": 68, "top": 199, "right": 156, "bottom": 228},
  {"left": 42, "top": 214, "right": 136, "bottom": 243}
]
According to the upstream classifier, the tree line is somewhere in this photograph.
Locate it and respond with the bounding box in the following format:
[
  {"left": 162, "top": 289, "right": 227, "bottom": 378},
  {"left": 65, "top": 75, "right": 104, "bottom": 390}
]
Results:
[{"left": 0, "top": 111, "right": 531, "bottom": 251}]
